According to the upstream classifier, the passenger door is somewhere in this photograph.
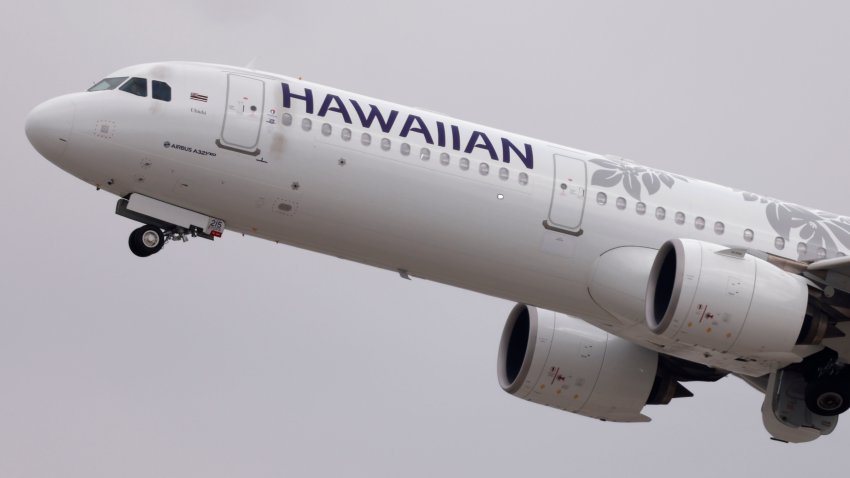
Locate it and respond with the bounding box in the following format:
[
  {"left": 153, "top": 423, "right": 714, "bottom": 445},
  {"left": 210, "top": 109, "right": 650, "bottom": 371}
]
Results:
[
  {"left": 217, "top": 73, "right": 265, "bottom": 155},
  {"left": 546, "top": 153, "right": 587, "bottom": 235}
]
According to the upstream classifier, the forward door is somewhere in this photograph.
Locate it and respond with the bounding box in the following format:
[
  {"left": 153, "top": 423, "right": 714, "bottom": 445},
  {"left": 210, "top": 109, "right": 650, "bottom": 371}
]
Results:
[{"left": 218, "top": 73, "right": 265, "bottom": 155}]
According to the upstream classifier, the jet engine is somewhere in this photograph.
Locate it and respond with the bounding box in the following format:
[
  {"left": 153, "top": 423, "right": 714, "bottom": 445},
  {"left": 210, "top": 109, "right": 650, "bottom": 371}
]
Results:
[
  {"left": 497, "top": 304, "right": 714, "bottom": 422},
  {"left": 645, "top": 238, "right": 821, "bottom": 359}
]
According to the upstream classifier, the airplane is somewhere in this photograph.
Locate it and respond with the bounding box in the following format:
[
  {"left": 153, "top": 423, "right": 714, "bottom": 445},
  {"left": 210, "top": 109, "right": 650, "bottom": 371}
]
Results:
[{"left": 24, "top": 61, "right": 850, "bottom": 443}]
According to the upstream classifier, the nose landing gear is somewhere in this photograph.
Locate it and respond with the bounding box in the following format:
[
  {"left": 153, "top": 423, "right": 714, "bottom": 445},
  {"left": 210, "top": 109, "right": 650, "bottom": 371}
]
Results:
[
  {"left": 127, "top": 225, "right": 201, "bottom": 257},
  {"left": 116, "top": 194, "right": 226, "bottom": 258},
  {"left": 128, "top": 225, "right": 164, "bottom": 257}
]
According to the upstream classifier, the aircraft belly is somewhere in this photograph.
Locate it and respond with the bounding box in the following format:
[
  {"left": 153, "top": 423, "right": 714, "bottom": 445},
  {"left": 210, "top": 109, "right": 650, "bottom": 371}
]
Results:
[{"left": 192, "top": 137, "right": 606, "bottom": 321}]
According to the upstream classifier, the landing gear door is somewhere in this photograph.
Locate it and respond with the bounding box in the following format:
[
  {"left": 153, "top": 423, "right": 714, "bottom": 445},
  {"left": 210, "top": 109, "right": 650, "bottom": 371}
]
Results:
[
  {"left": 217, "top": 73, "right": 264, "bottom": 155},
  {"left": 546, "top": 154, "right": 587, "bottom": 235}
]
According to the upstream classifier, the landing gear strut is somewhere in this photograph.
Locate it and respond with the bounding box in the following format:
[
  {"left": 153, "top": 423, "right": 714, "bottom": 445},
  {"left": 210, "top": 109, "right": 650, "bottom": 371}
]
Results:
[{"left": 128, "top": 225, "right": 164, "bottom": 257}]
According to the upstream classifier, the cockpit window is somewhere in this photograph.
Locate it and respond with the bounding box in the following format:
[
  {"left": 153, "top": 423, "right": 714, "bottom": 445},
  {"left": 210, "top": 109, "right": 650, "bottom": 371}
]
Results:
[
  {"left": 87, "top": 77, "right": 128, "bottom": 92},
  {"left": 152, "top": 80, "right": 171, "bottom": 102},
  {"left": 119, "top": 77, "right": 148, "bottom": 97}
]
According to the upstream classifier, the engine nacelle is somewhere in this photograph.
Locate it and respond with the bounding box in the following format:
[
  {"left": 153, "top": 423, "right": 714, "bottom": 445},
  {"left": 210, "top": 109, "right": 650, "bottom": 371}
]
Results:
[
  {"left": 498, "top": 304, "right": 667, "bottom": 422},
  {"left": 645, "top": 238, "right": 811, "bottom": 359}
]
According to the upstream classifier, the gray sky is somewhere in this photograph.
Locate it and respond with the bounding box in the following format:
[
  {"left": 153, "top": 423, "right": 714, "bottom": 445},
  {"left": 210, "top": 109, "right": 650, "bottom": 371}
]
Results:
[{"left": 3, "top": 1, "right": 850, "bottom": 476}]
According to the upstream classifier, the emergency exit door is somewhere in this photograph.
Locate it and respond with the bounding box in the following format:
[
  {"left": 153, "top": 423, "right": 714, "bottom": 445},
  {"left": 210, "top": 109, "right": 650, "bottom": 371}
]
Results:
[
  {"left": 218, "top": 74, "right": 265, "bottom": 155},
  {"left": 546, "top": 154, "right": 587, "bottom": 234}
]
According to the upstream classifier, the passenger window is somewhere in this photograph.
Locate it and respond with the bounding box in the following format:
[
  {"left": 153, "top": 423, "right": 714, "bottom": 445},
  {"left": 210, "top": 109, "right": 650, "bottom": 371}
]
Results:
[
  {"left": 596, "top": 192, "right": 607, "bottom": 205},
  {"left": 518, "top": 172, "right": 528, "bottom": 185},
  {"left": 152, "top": 81, "right": 171, "bottom": 101},
  {"left": 616, "top": 197, "right": 626, "bottom": 210},
  {"left": 119, "top": 77, "right": 147, "bottom": 97},
  {"left": 420, "top": 148, "right": 430, "bottom": 161},
  {"left": 401, "top": 143, "right": 411, "bottom": 156},
  {"left": 88, "top": 77, "right": 128, "bottom": 91}
]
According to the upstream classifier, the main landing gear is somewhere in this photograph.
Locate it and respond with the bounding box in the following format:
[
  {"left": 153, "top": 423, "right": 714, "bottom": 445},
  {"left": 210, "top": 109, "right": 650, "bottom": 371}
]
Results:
[
  {"left": 761, "top": 350, "right": 849, "bottom": 442},
  {"left": 803, "top": 352, "right": 850, "bottom": 416},
  {"left": 806, "top": 376, "right": 850, "bottom": 416}
]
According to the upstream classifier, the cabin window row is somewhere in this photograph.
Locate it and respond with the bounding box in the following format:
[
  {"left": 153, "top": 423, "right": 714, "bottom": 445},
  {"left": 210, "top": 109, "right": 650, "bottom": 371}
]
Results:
[
  {"left": 595, "top": 191, "right": 837, "bottom": 257},
  {"left": 281, "top": 113, "right": 529, "bottom": 186}
]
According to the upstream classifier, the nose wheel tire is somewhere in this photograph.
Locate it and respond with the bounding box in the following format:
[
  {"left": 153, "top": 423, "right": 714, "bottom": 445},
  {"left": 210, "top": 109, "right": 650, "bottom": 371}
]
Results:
[
  {"left": 805, "top": 377, "right": 850, "bottom": 416},
  {"left": 129, "top": 225, "right": 164, "bottom": 257}
]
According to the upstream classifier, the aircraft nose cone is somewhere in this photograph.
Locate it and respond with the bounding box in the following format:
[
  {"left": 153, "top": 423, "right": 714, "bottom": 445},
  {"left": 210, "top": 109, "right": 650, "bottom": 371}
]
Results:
[{"left": 25, "top": 96, "right": 75, "bottom": 163}]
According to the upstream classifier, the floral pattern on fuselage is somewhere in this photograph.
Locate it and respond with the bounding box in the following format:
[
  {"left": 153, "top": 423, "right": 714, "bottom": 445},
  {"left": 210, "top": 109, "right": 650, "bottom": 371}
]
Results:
[
  {"left": 742, "top": 192, "right": 850, "bottom": 260},
  {"left": 589, "top": 158, "right": 687, "bottom": 201}
]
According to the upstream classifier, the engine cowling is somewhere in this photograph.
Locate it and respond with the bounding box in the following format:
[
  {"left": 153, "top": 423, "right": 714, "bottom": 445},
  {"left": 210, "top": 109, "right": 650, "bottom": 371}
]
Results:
[
  {"left": 498, "top": 304, "right": 677, "bottom": 422},
  {"left": 645, "top": 238, "right": 811, "bottom": 358}
]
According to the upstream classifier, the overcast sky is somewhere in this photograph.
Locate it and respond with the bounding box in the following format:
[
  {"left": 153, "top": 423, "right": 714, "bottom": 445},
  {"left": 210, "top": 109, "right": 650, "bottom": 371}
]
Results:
[{"left": 3, "top": 1, "right": 850, "bottom": 477}]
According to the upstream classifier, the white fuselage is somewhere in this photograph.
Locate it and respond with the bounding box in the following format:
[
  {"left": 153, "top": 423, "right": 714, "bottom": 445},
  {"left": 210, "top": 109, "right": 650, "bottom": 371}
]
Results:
[{"left": 26, "top": 62, "right": 850, "bottom": 376}]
